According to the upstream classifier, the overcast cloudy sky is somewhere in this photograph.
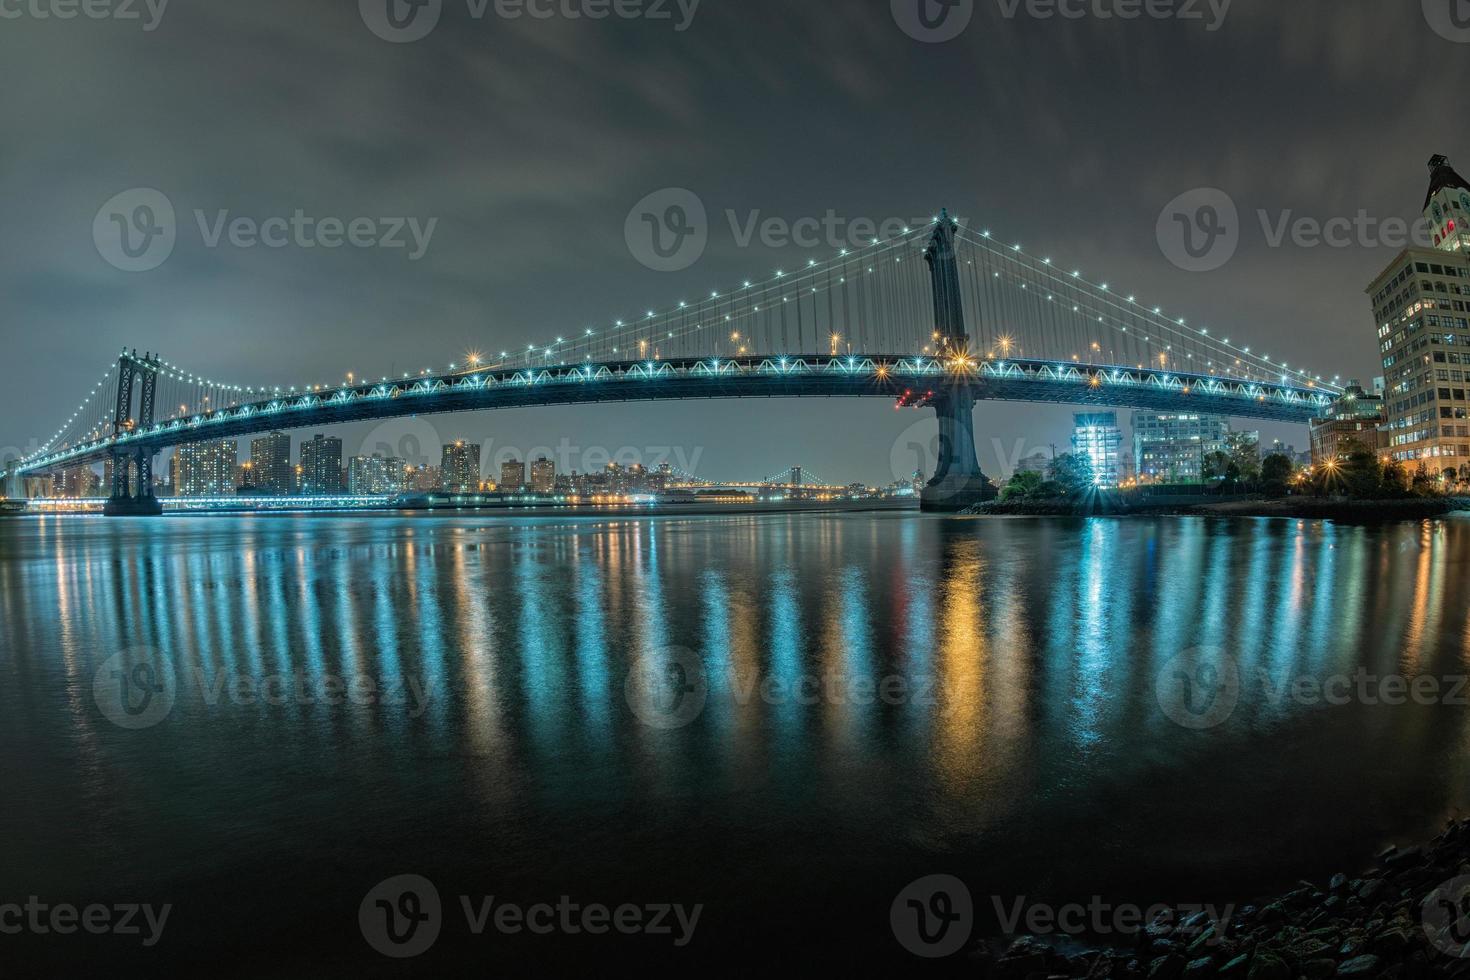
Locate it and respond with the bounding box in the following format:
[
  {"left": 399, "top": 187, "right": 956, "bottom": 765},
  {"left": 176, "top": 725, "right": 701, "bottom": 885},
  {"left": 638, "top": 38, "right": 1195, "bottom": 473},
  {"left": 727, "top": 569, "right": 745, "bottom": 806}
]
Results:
[{"left": 2, "top": 0, "right": 1467, "bottom": 483}]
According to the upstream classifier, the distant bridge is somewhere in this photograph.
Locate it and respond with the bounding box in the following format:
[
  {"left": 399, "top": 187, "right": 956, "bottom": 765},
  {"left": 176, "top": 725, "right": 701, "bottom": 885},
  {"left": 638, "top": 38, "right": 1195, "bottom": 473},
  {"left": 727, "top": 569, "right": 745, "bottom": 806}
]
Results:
[{"left": 3, "top": 211, "right": 1337, "bottom": 513}]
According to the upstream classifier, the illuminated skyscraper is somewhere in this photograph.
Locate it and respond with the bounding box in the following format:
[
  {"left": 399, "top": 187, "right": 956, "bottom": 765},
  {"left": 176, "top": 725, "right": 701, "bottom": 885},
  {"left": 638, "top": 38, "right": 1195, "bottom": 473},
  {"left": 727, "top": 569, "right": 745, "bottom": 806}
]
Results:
[
  {"left": 348, "top": 454, "right": 405, "bottom": 495},
  {"left": 250, "top": 432, "right": 293, "bottom": 494},
  {"left": 1072, "top": 412, "right": 1122, "bottom": 487},
  {"left": 530, "top": 457, "right": 555, "bottom": 493},
  {"left": 300, "top": 434, "right": 344, "bottom": 495},
  {"left": 440, "top": 441, "right": 481, "bottom": 493},
  {"left": 174, "top": 440, "right": 238, "bottom": 496}
]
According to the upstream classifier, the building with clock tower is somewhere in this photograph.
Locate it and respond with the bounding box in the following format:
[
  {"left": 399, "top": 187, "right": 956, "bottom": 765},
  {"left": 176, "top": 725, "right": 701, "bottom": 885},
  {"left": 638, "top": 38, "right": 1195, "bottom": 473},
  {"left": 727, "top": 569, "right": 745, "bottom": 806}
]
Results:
[
  {"left": 1364, "top": 155, "right": 1470, "bottom": 474},
  {"left": 1424, "top": 153, "right": 1470, "bottom": 253}
]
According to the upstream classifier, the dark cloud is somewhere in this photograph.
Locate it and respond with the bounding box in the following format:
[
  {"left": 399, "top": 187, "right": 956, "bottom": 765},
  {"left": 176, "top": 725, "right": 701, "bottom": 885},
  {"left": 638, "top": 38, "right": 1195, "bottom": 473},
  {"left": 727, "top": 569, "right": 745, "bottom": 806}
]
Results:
[{"left": 2, "top": 0, "right": 1465, "bottom": 480}]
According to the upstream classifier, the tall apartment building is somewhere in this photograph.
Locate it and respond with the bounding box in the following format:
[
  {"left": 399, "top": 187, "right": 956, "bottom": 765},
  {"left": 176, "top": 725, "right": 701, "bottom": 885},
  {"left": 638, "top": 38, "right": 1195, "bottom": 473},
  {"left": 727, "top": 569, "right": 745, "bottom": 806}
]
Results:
[
  {"left": 1072, "top": 412, "right": 1122, "bottom": 487},
  {"left": 250, "top": 432, "right": 294, "bottom": 494},
  {"left": 530, "top": 457, "right": 556, "bottom": 494},
  {"left": 348, "top": 454, "right": 405, "bottom": 495},
  {"left": 440, "top": 441, "right": 482, "bottom": 493},
  {"left": 1132, "top": 412, "right": 1229, "bottom": 483},
  {"left": 1367, "top": 155, "right": 1470, "bottom": 472},
  {"left": 299, "top": 434, "right": 343, "bottom": 495},
  {"left": 173, "top": 440, "right": 238, "bottom": 496},
  {"left": 499, "top": 458, "right": 526, "bottom": 493}
]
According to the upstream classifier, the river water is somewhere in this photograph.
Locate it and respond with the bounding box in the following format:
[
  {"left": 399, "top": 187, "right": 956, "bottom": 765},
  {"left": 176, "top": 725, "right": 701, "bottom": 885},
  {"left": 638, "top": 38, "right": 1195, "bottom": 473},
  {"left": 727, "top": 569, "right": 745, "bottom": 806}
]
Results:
[{"left": 2, "top": 512, "right": 1468, "bottom": 974}]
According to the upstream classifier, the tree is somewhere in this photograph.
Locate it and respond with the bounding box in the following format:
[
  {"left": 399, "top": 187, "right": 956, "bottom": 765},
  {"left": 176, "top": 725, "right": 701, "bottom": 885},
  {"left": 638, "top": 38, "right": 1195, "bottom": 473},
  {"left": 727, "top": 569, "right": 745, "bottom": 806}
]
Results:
[
  {"left": 1260, "top": 453, "right": 1293, "bottom": 497},
  {"left": 1001, "top": 469, "right": 1044, "bottom": 502},
  {"left": 1381, "top": 459, "right": 1409, "bottom": 497},
  {"left": 1340, "top": 440, "right": 1383, "bottom": 499},
  {"left": 1047, "top": 452, "right": 1095, "bottom": 497},
  {"left": 1226, "top": 432, "right": 1262, "bottom": 483}
]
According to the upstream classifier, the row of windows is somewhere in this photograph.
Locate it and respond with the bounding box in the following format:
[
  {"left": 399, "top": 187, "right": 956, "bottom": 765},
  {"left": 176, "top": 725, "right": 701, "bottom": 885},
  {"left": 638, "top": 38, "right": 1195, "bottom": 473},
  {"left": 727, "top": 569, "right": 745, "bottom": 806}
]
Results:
[{"left": 1374, "top": 277, "right": 1470, "bottom": 327}]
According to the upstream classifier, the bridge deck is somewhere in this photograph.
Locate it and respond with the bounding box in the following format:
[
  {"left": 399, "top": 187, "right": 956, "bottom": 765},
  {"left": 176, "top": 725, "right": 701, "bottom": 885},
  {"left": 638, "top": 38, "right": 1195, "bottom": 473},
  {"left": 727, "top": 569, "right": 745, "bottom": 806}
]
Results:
[{"left": 8, "top": 355, "right": 1331, "bottom": 475}]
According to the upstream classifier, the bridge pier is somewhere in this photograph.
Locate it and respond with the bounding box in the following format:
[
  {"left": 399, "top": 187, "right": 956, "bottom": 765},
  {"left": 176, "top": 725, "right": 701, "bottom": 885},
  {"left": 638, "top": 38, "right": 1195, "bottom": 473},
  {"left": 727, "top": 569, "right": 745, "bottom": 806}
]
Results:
[
  {"left": 920, "top": 385, "right": 996, "bottom": 512},
  {"left": 103, "top": 351, "right": 164, "bottom": 517},
  {"left": 918, "top": 209, "right": 997, "bottom": 513}
]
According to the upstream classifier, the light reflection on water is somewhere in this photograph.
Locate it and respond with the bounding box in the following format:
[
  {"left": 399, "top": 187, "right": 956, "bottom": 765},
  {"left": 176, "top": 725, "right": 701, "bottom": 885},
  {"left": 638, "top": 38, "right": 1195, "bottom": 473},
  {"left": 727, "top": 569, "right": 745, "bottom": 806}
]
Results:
[{"left": 3, "top": 511, "right": 1470, "bottom": 973}]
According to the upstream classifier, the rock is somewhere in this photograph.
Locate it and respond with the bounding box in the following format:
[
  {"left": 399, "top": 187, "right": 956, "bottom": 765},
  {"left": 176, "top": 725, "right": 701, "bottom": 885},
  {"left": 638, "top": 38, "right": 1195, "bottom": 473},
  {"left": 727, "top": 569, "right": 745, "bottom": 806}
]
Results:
[
  {"left": 1217, "top": 954, "right": 1250, "bottom": 980},
  {"left": 1185, "top": 925, "right": 1217, "bottom": 955},
  {"left": 1148, "top": 954, "right": 1185, "bottom": 980},
  {"left": 1256, "top": 902, "right": 1287, "bottom": 925},
  {"left": 1336, "top": 954, "right": 1382, "bottom": 976},
  {"left": 1382, "top": 846, "right": 1423, "bottom": 869},
  {"left": 1246, "top": 952, "right": 1289, "bottom": 980},
  {"left": 1357, "top": 879, "right": 1389, "bottom": 904},
  {"left": 1182, "top": 956, "right": 1215, "bottom": 980},
  {"left": 1329, "top": 874, "right": 1348, "bottom": 893},
  {"left": 1300, "top": 960, "right": 1336, "bottom": 980}
]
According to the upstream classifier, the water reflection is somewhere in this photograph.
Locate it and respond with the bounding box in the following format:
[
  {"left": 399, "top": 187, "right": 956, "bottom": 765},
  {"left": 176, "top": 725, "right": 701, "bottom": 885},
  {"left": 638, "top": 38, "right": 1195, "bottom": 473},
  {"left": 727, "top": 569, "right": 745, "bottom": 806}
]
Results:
[{"left": 5, "top": 512, "right": 1470, "bottom": 967}]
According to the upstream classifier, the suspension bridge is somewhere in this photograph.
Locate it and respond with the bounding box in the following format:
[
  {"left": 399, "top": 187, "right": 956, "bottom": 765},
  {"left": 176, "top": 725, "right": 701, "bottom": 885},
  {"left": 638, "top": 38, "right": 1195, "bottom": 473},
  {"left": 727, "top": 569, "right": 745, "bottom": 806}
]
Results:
[{"left": 1, "top": 211, "right": 1338, "bottom": 514}]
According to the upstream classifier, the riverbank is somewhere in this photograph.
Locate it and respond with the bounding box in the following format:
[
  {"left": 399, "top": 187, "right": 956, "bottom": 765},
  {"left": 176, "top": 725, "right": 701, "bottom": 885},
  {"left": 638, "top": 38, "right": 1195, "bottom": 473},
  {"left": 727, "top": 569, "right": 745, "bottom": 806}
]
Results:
[
  {"left": 976, "top": 818, "right": 1470, "bottom": 978},
  {"left": 966, "top": 497, "right": 1470, "bottom": 522}
]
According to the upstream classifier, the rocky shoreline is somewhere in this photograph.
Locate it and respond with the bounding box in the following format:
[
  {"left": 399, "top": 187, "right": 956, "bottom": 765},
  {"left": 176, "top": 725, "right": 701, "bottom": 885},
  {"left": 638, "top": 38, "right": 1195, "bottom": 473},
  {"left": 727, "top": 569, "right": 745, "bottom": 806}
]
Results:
[
  {"left": 973, "top": 819, "right": 1470, "bottom": 979},
  {"left": 965, "top": 498, "right": 1470, "bottom": 522}
]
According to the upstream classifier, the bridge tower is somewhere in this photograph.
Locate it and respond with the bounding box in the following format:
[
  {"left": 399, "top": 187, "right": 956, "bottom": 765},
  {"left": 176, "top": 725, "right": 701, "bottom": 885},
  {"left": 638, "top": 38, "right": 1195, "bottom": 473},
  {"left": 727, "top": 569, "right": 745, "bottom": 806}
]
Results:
[
  {"left": 920, "top": 210, "right": 996, "bottom": 512},
  {"left": 103, "top": 351, "right": 164, "bottom": 517}
]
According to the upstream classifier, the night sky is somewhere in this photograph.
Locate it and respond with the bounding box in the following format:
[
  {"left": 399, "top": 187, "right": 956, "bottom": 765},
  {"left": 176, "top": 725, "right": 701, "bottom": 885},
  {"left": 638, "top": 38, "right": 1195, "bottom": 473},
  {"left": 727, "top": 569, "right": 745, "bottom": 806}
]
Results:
[{"left": 3, "top": 0, "right": 1467, "bottom": 484}]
